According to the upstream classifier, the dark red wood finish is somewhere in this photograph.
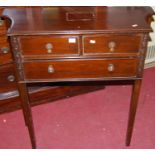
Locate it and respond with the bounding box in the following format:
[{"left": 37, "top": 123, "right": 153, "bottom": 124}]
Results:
[
  {"left": 1, "top": 7, "right": 154, "bottom": 148},
  {"left": 19, "top": 35, "right": 80, "bottom": 56},
  {"left": 126, "top": 79, "right": 142, "bottom": 146},
  {"left": 0, "top": 18, "right": 7, "bottom": 35},
  {"left": 23, "top": 59, "right": 139, "bottom": 81},
  {"left": 0, "top": 63, "right": 17, "bottom": 93},
  {"left": 3, "top": 7, "right": 154, "bottom": 35},
  {"left": 83, "top": 34, "right": 141, "bottom": 54},
  {"left": 0, "top": 7, "right": 105, "bottom": 116},
  {"left": 0, "top": 35, "right": 12, "bottom": 66},
  {"left": 0, "top": 83, "right": 105, "bottom": 114}
]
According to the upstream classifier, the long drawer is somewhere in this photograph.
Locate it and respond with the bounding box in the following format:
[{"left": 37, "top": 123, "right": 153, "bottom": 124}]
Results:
[
  {"left": 0, "top": 64, "right": 17, "bottom": 93},
  {"left": 23, "top": 59, "right": 139, "bottom": 81}
]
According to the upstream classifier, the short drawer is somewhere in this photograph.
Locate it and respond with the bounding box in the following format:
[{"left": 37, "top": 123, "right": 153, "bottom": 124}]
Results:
[
  {"left": 0, "top": 36, "right": 12, "bottom": 65},
  {"left": 0, "top": 18, "right": 7, "bottom": 35},
  {"left": 19, "top": 36, "right": 80, "bottom": 56},
  {"left": 23, "top": 59, "right": 139, "bottom": 81},
  {"left": 83, "top": 34, "right": 141, "bottom": 55},
  {"left": 0, "top": 64, "right": 17, "bottom": 93}
]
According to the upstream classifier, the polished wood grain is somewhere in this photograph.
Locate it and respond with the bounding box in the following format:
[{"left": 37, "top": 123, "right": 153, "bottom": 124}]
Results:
[
  {"left": 126, "top": 79, "right": 142, "bottom": 146},
  {"left": 0, "top": 84, "right": 105, "bottom": 114},
  {"left": 83, "top": 34, "right": 141, "bottom": 54},
  {"left": 19, "top": 35, "right": 80, "bottom": 56},
  {"left": 2, "top": 7, "right": 154, "bottom": 35},
  {"left": 23, "top": 59, "right": 139, "bottom": 81},
  {"left": 0, "top": 18, "right": 7, "bottom": 35},
  {"left": 17, "top": 82, "right": 36, "bottom": 149},
  {"left": 1, "top": 7, "right": 154, "bottom": 148},
  {"left": 0, "top": 63, "right": 17, "bottom": 93},
  {"left": 0, "top": 52, "right": 12, "bottom": 66},
  {"left": 0, "top": 6, "right": 107, "bottom": 120},
  {"left": 0, "top": 36, "right": 12, "bottom": 65},
  {"left": 0, "top": 35, "right": 10, "bottom": 46},
  {"left": 0, "top": 7, "right": 106, "bottom": 117}
]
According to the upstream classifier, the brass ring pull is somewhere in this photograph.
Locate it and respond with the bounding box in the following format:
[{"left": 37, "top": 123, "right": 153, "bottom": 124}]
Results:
[
  {"left": 0, "top": 47, "right": 9, "bottom": 54},
  {"left": 45, "top": 43, "right": 53, "bottom": 54},
  {"left": 48, "top": 65, "right": 55, "bottom": 73},
  {"left": 7, "top": 75, "right": 15, "bottom": 82},
  {"left": 108, "top": 41, "right": 116, "bottom": 52},
  {"left": 108, "top": 64, "right": 114, "bottom": 72}
]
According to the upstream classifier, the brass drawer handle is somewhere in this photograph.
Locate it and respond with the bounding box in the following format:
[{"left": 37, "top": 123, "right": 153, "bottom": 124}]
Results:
[
  {"left": 45, "top": 43, "right": 53, "bottom": 54},
  {"left": 0, "top": 19, "right": 4, "bottom": 26},
  {"left": 108, "top": 41, "right": 116, "bottom": 52},
  {"left": 108, "top": 64, "right": 114, "bottom": 72},
  {"left": 48, "top": 65, "right": 55, "bottom": 73},
  {"left": 7, "top": 75, "right": 15, "bottom": 82},
  {"left": 0, "top": 47, "right": 9, "bottom": 54}
]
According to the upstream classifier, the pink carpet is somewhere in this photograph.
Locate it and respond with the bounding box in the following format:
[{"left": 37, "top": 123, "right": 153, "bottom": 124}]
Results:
[{"left": 0, "top": 67, "right": 155, "bottom": 149}]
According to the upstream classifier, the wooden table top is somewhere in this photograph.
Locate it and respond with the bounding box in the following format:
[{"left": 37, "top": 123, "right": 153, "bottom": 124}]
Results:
[{"left": 2, "top": 6, "right": 155, "bottom": 35}]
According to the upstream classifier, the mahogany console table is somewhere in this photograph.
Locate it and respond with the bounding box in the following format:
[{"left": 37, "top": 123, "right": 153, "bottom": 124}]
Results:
[{"left": 1, "top": 7, "right": 154, "bottom": 148}]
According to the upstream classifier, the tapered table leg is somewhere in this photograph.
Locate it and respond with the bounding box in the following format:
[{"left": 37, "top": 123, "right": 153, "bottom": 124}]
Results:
[
  {"left": 126, "top": 79, "right": 142, "bottom": 146},
  {"left": 18, "top": 83, "right": 36, "bottom": 149}
]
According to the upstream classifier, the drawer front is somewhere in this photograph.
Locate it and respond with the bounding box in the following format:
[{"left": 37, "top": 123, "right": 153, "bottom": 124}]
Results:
[
  {"left": 23, "top": 59, "right": 139, "bottom": 81},
  {"left": 19, "top": 36, "right": 80, "bottom": 56},
  {"left": 0, "top": 64, "right": 17, "bottom": 93},
  {"left": 83, "top": 35, "right": 141, "bottom": 54},
  {"left": 0, "top": 36, "right": 12, "bottom": 65},
  {"left": 0, "top": 19, "right": 7, "bottom": 35}
]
